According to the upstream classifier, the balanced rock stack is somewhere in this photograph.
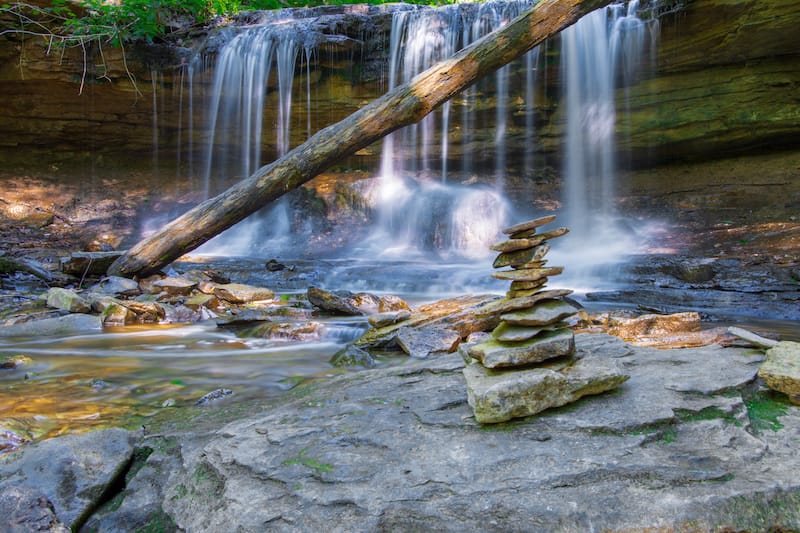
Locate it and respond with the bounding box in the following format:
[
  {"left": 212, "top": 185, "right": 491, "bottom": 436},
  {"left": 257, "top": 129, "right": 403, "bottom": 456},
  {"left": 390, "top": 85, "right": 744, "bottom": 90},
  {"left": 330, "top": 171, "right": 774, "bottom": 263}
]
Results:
[{"left": 462, "top": 215, "right": 629, "bottom": 424}]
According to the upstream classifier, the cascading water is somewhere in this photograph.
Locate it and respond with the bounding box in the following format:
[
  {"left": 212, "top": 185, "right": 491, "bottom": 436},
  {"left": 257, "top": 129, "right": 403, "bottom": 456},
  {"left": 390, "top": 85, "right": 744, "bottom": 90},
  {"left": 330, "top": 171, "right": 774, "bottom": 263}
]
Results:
[
  {"left": 171, "top": 1, "right": 658, "bottom": 291},
  {"left": 549, "top": 1, "right": 656, "bottom": 287},
  {"left": 197, "top": 21, "right": 309, "bottom": 256},
  {"left": 363, "top": 1, "right": 533, "bottom": 260}
]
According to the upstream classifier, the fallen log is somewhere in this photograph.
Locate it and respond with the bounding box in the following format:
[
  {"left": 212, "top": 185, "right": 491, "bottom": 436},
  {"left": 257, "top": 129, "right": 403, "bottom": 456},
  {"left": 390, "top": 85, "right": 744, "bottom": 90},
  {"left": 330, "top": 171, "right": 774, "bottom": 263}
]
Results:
[{"left": 108, "top": 0, "right": 613, "bottom": 278}]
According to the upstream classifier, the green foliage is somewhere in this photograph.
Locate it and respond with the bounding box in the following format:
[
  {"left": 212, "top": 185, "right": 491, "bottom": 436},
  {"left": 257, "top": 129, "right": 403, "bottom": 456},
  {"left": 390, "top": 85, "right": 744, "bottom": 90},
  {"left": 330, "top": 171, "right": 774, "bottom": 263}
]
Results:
[{"left": 2, "top": 0, "right": 459, "bottom": 48}]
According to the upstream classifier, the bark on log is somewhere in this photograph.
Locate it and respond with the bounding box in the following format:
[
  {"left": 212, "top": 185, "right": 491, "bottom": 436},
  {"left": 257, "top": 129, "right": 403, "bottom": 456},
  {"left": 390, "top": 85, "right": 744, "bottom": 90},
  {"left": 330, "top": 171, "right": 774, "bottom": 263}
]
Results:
[{"left": 109, "top": 0, "right": 613, "bottom": 278}]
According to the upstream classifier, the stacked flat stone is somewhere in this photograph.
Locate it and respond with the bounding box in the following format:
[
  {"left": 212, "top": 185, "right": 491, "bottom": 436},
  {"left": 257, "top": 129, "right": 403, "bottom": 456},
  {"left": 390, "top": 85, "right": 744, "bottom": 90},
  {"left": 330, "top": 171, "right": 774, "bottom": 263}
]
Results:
[{"left": 462, "top": 215, "right": 629, "bottom": 424}]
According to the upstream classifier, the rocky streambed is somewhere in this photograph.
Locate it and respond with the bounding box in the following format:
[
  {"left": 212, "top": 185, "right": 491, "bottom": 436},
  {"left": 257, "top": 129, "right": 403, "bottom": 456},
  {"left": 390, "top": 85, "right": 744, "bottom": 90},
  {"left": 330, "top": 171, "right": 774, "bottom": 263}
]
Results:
[{"left": 2, "top": 333, "right": 799, "bottom": 531}]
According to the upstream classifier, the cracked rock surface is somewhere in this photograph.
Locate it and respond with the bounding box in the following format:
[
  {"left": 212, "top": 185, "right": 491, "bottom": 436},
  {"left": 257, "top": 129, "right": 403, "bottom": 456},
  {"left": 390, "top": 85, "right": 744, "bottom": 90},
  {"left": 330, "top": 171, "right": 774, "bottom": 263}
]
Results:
[{"left": 25, "top": 334, "right": 800, "bottom": 531}]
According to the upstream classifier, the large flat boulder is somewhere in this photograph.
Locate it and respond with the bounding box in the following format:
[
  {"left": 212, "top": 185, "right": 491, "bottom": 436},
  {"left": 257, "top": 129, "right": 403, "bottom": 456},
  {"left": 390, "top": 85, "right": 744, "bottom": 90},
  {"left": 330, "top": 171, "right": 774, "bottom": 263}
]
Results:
[{"left": 94, "top": 333, "right": 800, "bottom": 532}]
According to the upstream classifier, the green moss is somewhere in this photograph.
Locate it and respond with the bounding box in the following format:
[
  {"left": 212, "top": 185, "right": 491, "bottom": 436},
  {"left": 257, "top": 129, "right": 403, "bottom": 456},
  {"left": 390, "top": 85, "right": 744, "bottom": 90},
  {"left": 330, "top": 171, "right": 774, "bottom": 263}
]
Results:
[
  {"left": 283, "top": 446, "right": 334, "bottom": 474},
  {"left": 659, "top": 427, "right": 677, "bottom": 445},
  {"left": 674, "top": 406, "right": 742, "bottom": 426},
  {"left": 745, "top": 390, "right": 790, "bottom": 434},
  {"left": 136, "top": 509, "right": 178, "bottom": 533}
]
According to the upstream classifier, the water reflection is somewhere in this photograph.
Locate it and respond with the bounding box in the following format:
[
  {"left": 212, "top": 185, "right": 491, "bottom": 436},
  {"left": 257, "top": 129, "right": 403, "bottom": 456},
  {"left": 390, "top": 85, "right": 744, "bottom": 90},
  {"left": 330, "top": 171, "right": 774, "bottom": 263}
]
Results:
[{"left": 0, "top": 319, "right": 366, "bottom": 446}]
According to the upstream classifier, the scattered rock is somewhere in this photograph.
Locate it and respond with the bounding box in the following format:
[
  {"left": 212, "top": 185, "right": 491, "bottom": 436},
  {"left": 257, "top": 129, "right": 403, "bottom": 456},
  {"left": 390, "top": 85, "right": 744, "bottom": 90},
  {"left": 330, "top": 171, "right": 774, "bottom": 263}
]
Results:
[
  {"left": 183, "top": 293, "right": 220, "bottom": 312},
  {"left": 378, "top": 294, "right": 411, "bottom": 313},
  {"left": 88, "top": 276, "right": 140, "bottom": 297},
  {"left": 607, "top": 312, "right": 701, "bottom": 344},
  {"left": 368, "top": 310, "right": 411, "bottom": 328},
  {"left": 248, "top": 322, "right": 323, "bottom": 342},
  {"left": 150, "top": 276, "right": 198, "bottom": 296},
  {"left": 0, "top": 314, "right": 101, "bottom": 337},
  {"left": 1, "top": 355, "right": 33, "bottom": 370},
  {"left": 0, "top": 428, "right": 29, "bottom": 454},
  {"left": 330, "top": 345, "right": 376, "bottom": 368},
  {"left": 60, "top": 252, "right": 123, "bottom": 277},
  {"left": 355, "top": 294, "right": 500, "bottom": 349},
  {"left": 214, "top": 283, "right": 275, "bottom": 304},
  {"left": 266, "top": 259, "right": 286, "bottom": 271},
  {"left": 759, "top": 341, "right": 800, "bottom": 404},
  {"left": 101, "top": 301, "right": 137, "bottom": 326},
  {"left": 395, "top": 326, "right": 461, "bottom": 358},
  {"left": 195, "top": 388, "right": 234, "bottom": 406},
  {"left": 46, "top": 287, "right": 91, "bottom": 313},
  {"left": 0, "top": 255, "right": 53, "bottom": 281},
  {"left": 307, "top": 286, "right": 362, "bottom": 315}
]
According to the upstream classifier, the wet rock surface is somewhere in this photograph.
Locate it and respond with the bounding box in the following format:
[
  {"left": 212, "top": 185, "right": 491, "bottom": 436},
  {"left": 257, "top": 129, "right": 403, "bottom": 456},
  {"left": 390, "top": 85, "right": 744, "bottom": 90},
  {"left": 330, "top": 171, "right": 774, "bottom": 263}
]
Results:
[
  {"left": 0, "top": 428, "right": 135, "bottom": 532},
  {"left": 60, "top": 333, "right": 800, "bottom": 532}
]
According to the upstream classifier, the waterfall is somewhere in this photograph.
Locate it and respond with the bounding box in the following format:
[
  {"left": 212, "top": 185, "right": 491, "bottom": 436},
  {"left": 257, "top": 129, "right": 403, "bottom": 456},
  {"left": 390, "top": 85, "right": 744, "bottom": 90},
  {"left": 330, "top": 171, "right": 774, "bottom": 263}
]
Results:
[
  {"left": 168, "top": 1, "right": 658, "bottom": 271},
  {"left": 196, "top": 22, "right": 308, "bottom": 256},
  {"left": 553, "top": 1, "right": 653, "bottom": 282},
  {"left": 366, "top": 1, "right": 531, "bottom": 260}
]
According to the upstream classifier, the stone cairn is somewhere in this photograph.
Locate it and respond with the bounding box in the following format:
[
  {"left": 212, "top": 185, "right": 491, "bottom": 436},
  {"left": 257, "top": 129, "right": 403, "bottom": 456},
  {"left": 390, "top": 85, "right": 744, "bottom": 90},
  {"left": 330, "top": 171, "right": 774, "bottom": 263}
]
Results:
[{"left": 461, "top": 215, "right": 629, "bottom": 424}]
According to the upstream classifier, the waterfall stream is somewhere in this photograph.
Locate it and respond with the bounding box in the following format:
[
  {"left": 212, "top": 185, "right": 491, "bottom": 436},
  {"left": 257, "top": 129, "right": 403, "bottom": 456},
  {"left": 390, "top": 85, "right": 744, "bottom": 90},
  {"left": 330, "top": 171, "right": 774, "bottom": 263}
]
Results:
[{"left": 174, "top": 1, "right": 659, "bottom": 281}]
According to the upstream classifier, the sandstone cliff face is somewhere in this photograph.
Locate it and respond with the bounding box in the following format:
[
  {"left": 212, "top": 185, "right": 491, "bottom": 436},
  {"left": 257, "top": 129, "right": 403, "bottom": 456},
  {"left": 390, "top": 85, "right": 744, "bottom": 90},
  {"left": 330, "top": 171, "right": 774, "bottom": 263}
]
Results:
[{"left": 0, "top": 0, "right": 797, "bottom": 173}]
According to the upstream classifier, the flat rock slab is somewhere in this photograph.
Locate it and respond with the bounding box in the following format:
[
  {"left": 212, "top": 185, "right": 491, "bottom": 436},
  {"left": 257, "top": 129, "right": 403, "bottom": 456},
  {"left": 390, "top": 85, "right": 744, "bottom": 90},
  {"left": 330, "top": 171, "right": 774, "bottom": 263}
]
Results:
[
  {"left": 500, "top": 299, "right": 579, "bottom": 326},
  {"left": 60, "top": 252, "right": 123, "bottom": 276},
  {"left": 463, "top": 353, "right": 629, "bottom": 423},
  {"left": 396, "top": 326, "right": 461, "bottom": 358},
  {"left": 759, "top": 341, "right": 800, "bottom": 403},
  {"left": 502, "top": 214, "right": 558, "bottom": 235},
  {"left": 475, "top": 289, "right": 573, "bottom": 317},
  {"left": 214, "top": 283, "right": 275, "bottom": 304},
  {"left": 0, "top": 428, "right": 134, "bottom": 531},
  {"left": 468, "top": 328, "right": 575, "bottom": 368},
  {"left": 100, "top": 334, "right": 800, "bottom": 532},
  {"left": 490, "top": 227, "right": 569, "bottom": 252},
  {"left": 493, "top": 243, "right": 550, "bottom": 268},
  {"left": 491, "top": 321, "right": 561, "bottom": 342},
  {"left": 491, "top": 266, "right": 564, "bottom": 282},
  {"left": 0, "top": 313, "right": 102, "bottom": 337}
]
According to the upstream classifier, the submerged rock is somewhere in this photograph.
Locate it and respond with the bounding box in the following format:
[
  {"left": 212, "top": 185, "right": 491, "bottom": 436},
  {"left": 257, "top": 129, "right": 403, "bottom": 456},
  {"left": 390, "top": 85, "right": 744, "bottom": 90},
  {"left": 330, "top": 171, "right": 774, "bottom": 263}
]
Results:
[
  {"left": 759, "top": 341, "right": 800, "bottom": 404},
  {"left": 330, "top": 345, "right": 376, "bottom": 368}
]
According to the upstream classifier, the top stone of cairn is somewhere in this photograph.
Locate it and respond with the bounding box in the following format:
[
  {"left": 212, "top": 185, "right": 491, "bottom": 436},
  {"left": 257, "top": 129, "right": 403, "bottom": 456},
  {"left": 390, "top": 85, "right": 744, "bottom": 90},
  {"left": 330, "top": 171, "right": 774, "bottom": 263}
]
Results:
[{"left": 502, "top": 214, "right": 558, "bottom": 237}]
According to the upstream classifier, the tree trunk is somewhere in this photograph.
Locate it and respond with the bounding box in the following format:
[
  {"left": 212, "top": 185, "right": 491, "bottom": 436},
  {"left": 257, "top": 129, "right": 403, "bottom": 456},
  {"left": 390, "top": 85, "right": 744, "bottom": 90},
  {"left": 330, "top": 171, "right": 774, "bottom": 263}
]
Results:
[{"left": 109, "top": 0, "right": 613, "bottom": 278}]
